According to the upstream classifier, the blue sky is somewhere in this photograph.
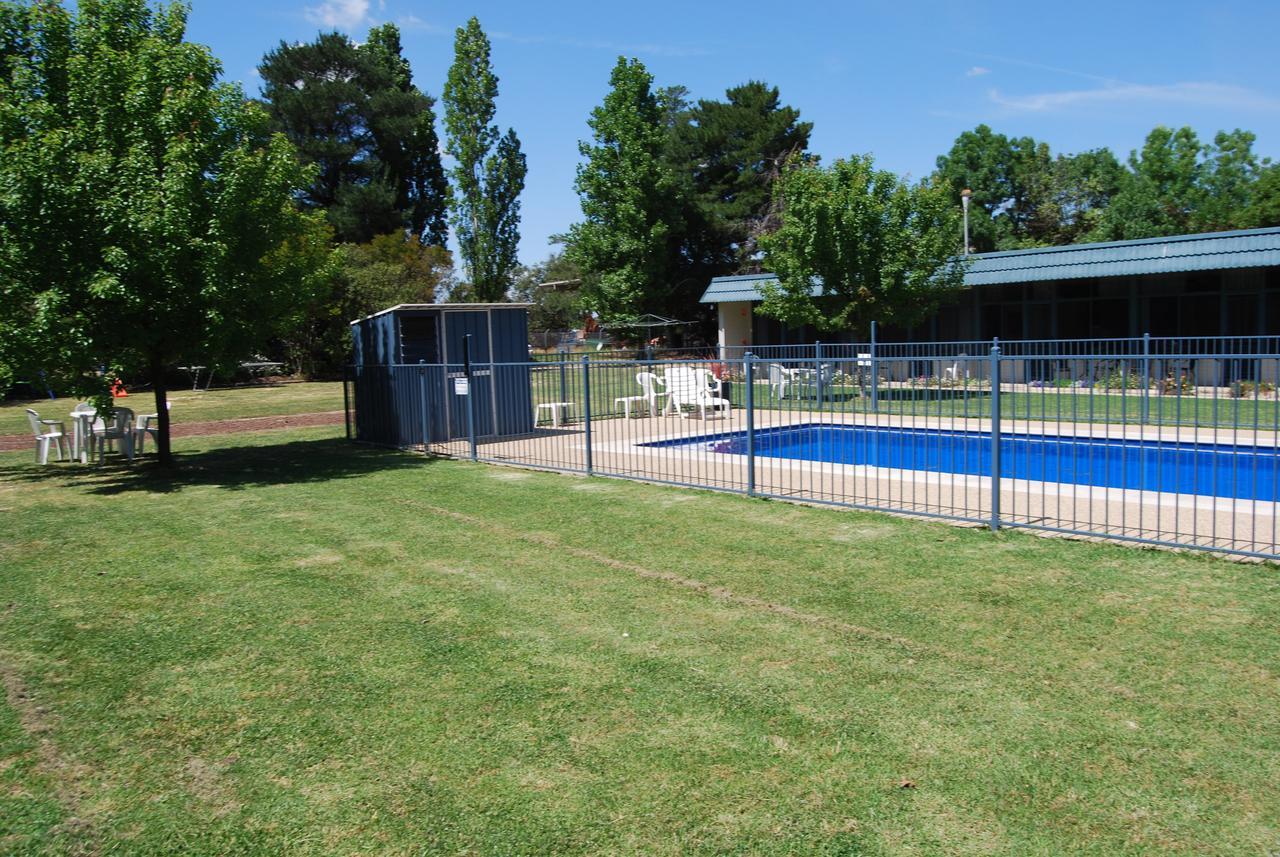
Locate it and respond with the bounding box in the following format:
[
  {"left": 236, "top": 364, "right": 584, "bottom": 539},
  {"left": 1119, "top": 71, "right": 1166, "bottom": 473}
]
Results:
[{"left": 187, "top": 0, "right": 1280, "bottom": 265}]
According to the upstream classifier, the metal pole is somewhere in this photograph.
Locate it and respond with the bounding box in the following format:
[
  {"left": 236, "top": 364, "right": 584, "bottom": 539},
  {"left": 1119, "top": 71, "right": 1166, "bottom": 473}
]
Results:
[
  {"left": 814, "top": 340, "right": 823, "bottom": 403},
  {"left": 961, "top": 188, "right": 972, "bottom": 256},
  {"left": 582, "top": 355, "right": 593, "bottom": 476},
  {"left": 990, "top": 339, "right": 1001, "bottom": 532},
  {"left": 464, "top": 334, "right": 477, "bottom": 461},
  {"left": 342, "top": 363, "right": 352, "bottom": 441},
  {"left": 558, "top": 348, "right": 568, "bottom": 405},
  {"left": 1141, "top": 331, "right": 1151, "bottom": 425},
  {"left": 869, "top": 321, "right": 879, "bottom": 414},
  {"left": 419, "top": 361, "right": 428, "bottom": 450},
  {"left": 744, "top": 352, "right": 756, "bottom": 497}
]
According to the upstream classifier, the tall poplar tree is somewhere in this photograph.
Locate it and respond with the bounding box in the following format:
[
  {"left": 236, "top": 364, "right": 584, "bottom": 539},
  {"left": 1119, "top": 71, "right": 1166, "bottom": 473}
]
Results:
[
  {"left": 442, "top": 17, "right": 526, "bottom": 302},
  {"left": 568, "top": 57, "right": 683, "bottom": 322}
]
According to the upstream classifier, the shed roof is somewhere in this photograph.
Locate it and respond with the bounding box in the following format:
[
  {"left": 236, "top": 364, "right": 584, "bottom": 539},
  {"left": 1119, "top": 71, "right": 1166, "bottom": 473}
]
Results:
[
  {"left": 699, "top": 226, "right": 1280, "bottom": 303},
  {"left": 350, "top": 303, "right": 532, "bottom": 325}
]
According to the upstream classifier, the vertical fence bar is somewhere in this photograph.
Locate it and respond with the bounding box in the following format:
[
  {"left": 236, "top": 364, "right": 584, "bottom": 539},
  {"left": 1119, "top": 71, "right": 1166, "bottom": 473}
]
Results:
[
  {"left": 1141, "top": 331, "right": 1151, "bottom": 425},
  {"left": 559, "top": 348, "right": 568, "bottom": 405},
  {"left": 418, "top": 361, "right": 429, "bottom": 450},
  {"left": 869, "top": 321, "right": 879, "bottom": 414},
  {"left": 342, "top": 363, "right": 352, "bottom": 441},
  {"left": 989, "top": 340, "right": 1002, "bottom": 531},
  {"left": 464, "top": 334, "right": 477, "bottom": 461},
  {"left": 744, "top": 352, "right": 756, "bottom": 497},
  {"left": 582, "top": 355, "right": 593, "bottom": 476},
  {"left": 814, "top": 340, "right": 823, "bottom": 404}
]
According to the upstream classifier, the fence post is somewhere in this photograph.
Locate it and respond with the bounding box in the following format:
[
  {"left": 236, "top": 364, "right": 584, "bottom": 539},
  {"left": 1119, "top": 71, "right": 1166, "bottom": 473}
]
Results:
[
  {"left": 989, "top": 339, "right": 1002, "bottom": 532},
  {"left": 464, "top": 334, "right": 477, "bottom": 461},
  {"left": 418, "top": 361, "right": 428, "bottom": 450},
  {"left": 744, "top": 352, "right": 756, "bottom": 497},
  {"left": 342, "top": 363, "right": 352, "bottom": 441},
  {"left": 582, "top": 355, "right": 593, "bottom": 476},
  {"left": 1141, "top": 331, "right": 1151, "bottom": 425},
  {"left": 869, "top": 321, "right": 879, "bottom": 414},
  {"left": 558, "top": 348, "right": 568, "bottom": 405},
  {"left": 814, "top": 340, "right": 823, "bottom": 403}
]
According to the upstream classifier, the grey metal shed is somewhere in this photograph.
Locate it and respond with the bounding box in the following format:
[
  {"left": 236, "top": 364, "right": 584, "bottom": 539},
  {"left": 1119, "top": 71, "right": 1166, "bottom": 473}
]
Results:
[{"left": 350, "top": 303, "right": 533, "bottom": 446}]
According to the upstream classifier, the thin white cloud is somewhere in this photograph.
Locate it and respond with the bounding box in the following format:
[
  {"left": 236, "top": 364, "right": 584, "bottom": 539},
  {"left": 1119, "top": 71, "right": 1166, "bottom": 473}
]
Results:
[
  {"left": 491, "top": 30, "right": 710, "bottom": 58},
  {"left": 398, "top": 13, "right": 443, "bottom": 34},
  {"left": 989, "top": 81, "right": 1280, "bottom": 113},
  {"left": 965, "top": 66, "right": 990, "bottom": 77},
  {"left": 304, "top": 0, "right": 370, "bottom": 29},
  {"left": 955, "top": 50, "right": 1116, "bottom": 85}
]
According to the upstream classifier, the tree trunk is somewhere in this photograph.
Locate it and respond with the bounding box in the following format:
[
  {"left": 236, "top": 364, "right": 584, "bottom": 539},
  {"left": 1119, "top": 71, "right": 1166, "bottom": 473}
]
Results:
[{"left": 154, "top": 374, "right": 173, "bottom": 467}]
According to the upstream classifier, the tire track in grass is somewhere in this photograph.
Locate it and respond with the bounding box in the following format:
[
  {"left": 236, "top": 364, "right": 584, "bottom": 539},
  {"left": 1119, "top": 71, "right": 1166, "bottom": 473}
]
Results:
[
  {"left": 0, "top": 657, "right": 97, "bottom": 855},
  {"left": 396, "top": 498, "right": 995, "bottom": 669}
]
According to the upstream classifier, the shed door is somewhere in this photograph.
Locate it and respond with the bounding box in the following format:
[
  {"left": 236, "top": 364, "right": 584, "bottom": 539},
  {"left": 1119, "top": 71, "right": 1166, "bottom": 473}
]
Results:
[{"left": 444, "top": 311, "right": 494, "bottom": 439}]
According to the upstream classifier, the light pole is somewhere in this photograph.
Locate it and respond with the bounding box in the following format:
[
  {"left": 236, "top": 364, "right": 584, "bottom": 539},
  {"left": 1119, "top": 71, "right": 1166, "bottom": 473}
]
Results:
[{"left": 961, "top": 188, "right": 972, "bottom": 256}]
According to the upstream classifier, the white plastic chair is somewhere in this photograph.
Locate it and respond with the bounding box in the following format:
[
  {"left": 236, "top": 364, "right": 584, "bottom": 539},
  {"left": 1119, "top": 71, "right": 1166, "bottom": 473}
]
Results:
[
  {"left": 768, "top": 363, "right": 795, "bottom": 399},
  {"left": 636, "top": 372, "right": 667, "bottom": 416},
  {"left": 666, "top": 366, "right": 730, "bottom": 420},
  {"left": 91, "top": 407, "right": 135, "bottom": 463},
  {"left": 25, "top": 409, "right": 70, "bottom": 464},
  {"left": 133, "top": 401, "right": 170, "bottom": 454}
]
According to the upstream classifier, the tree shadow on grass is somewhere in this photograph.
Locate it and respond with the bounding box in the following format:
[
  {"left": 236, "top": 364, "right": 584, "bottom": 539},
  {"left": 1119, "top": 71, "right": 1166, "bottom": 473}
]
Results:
[{"left": 0, "top": 437, "right": 430, "bottom": 495}]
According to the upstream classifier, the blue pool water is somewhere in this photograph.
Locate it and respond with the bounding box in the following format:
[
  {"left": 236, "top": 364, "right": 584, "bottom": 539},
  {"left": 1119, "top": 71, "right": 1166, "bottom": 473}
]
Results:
[{"left": 647, "top": 424, "right": 1280, "bottom": 502}]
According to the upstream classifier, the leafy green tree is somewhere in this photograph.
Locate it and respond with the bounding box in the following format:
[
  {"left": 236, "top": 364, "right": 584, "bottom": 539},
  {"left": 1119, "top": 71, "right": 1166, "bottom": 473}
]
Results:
[
  {"left": 568, "top": 57, "right": 684, "bottom": 322},
  {"left": 1196, "top": 129, "right": 1263, "bottom": 232},
  {"left": 259, "top": 24, "right": 447, "bottom": 245},
  {"left": 935, "top": 125, "right": 1071, "bottom": 250},
  {"left": 934, "top": 124, "right": 1013, "bottom": 252},
  {"left": 759, "top": 155, "right": 964, "bottom": 335},
  {"left": 442, "top": 17, "right": 526, "bottom": 302},
  {"left": 668, "top": 81, "right": 812, "bottom": 269},
  {"left": 1090, "top": 126, "right": 1203, "bottom": 241},
  {"left": 288, "top": 233, "right": 453, "bottom": 376},
  {"left": 510, "top": 253, "right": 585, "bottom": 340},
  {"left": 1051, "top": 148, "right": 1125, "bottom": 244},
  {"left": 1244, "top": 163, "right": 1280, "bottom": 228},
  {"left": 0, "top": 0, "right": 329, "bottom": 466}
]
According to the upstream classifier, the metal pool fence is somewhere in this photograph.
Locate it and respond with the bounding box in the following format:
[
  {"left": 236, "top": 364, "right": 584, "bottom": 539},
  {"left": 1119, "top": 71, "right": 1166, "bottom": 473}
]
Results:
[{"left": 346, "top": 335, "right": 1280, "bottom": 561}]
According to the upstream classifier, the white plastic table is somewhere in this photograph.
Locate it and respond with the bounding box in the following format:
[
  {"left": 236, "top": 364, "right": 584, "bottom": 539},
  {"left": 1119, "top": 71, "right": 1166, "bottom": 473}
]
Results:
[
  {"left": 613, "top": 395, "right": 650, "bottom": 418},
  {"left": 70, "top": 409, "right": 96, "bottom": 464},
  {"left": 534, "top": 402, "right": 574, "bottom": 428}
]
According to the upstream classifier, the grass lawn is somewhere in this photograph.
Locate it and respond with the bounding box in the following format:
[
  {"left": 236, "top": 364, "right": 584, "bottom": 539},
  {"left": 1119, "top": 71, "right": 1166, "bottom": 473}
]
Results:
[
  {"left": 2, "top": 427, "right": 1279, "bottom": 854},
  {"left": 1, "top": 381, "right": 344, "bottom": 436}
]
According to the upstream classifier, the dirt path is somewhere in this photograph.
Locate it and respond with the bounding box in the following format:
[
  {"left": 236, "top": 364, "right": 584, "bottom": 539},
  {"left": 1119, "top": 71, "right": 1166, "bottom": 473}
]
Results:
[{"left": 0, "top": 410, "right": 344, "bottom": 452}]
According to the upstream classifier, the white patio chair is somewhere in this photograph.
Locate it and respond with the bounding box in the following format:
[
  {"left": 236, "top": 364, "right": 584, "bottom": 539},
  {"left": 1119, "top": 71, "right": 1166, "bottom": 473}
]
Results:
[
  {"left": 768, "top": 363, "right": 795, "bottom": 399},
  {"left": 91, "top": 407, "right": 135, "bottom": 463},
  {"left": 25, "top": 409, "right": 70, "bottom": 464},
  {"left": 133, "top": 401, "right": 170, "bottom": 454},
  {"left": 666, "top": 366, "right": 730, "bottom": 420},
  {"left": 636, "top": 371, "right": 667, "bottom": 417}
]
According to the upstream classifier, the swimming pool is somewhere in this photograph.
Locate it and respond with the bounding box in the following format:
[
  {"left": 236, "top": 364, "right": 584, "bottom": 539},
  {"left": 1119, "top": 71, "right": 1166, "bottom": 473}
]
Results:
[{"left": 647, "top": 423, "right": 1280, "bottom": 502}]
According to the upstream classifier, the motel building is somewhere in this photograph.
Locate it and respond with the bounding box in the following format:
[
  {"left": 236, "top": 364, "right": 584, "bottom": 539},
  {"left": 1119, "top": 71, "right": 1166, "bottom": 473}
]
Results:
[{"left": 702, "top": 226, "right": 1280, "bottom": 384}]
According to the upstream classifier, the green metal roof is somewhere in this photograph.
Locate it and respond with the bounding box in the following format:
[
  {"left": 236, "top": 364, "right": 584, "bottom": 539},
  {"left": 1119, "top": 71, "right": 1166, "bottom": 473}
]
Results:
[
  {"left": 964, "top": 226, "right": 1280, "bottom": 285},
  {"left": 699, "top": 226, "right": 1280, "bottom": 303}
]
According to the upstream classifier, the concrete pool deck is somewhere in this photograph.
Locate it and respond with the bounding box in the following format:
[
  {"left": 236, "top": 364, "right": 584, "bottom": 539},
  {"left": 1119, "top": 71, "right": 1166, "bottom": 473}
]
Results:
[{"left": 422, "top": 407, "right": 1280, "bottom": 560}]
